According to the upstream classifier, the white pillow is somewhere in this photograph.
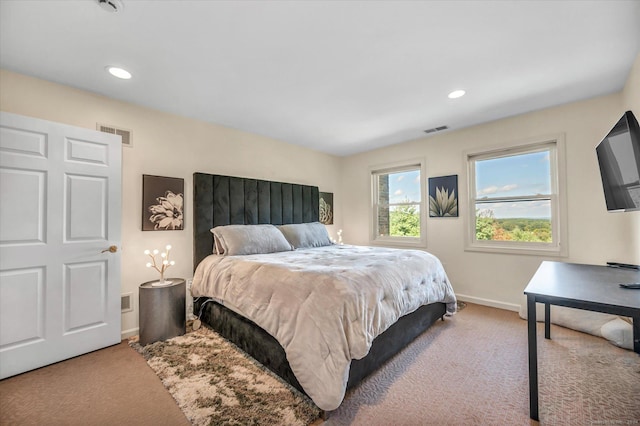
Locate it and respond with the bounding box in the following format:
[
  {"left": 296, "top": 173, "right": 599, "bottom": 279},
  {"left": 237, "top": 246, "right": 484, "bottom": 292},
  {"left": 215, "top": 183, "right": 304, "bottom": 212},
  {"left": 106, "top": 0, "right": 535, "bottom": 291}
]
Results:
[
  {"left": 600, "top": 318, "right": 633, "bottom": 350},
  {"left": 278, "top": 222, "right": 333, "bottom": 249},
  {"left": 210, "top": 224, "right": 293, "bottom": 256},
  {"left": 519, "top": 302, "right": 617, "bottom": 337}
]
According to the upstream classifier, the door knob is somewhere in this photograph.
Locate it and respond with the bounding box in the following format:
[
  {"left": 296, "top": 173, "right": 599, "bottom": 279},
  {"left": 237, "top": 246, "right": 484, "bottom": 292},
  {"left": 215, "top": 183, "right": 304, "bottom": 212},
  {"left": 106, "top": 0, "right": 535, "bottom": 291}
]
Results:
[{"left": 101, "top": 245, "right": 118, "bottom": 253}]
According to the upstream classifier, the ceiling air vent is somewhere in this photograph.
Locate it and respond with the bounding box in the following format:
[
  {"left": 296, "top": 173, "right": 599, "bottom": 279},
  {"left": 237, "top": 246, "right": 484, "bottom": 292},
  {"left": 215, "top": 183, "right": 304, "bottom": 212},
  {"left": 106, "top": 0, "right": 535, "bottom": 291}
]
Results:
[
  {"left": 424, "top": 125, "right": 449, "bottom": 134},
  {"left": 97, "top": 123, "right": 132, "bottom": 147}
]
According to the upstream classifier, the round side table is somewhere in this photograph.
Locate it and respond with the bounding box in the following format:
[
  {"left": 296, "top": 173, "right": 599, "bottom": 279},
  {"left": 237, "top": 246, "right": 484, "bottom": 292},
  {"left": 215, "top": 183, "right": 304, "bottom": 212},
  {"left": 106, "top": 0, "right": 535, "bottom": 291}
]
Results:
[{"left": 139, "top": 278, "right": 186, "bottom": 346}]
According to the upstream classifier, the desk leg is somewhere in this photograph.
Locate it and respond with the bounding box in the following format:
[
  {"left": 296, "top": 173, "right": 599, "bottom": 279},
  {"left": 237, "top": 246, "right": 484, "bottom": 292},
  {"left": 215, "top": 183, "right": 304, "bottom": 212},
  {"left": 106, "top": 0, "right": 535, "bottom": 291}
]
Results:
[
  {"left": 545, "top": 303, "right": 551, "bottom": 339},
  {"left": 633, "top": 315, "right": 640, "bottom": 354},
  {"left": 527, "top": 294, "right": 539, "bottom": 421}
]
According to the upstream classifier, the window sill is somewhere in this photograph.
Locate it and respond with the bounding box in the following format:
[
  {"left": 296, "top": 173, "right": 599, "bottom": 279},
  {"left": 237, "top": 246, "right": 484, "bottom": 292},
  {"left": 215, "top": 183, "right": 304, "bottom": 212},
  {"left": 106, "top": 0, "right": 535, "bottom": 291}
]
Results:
[
  {"left": 370, "top": 237, "right": 426, "bottom": 249},
  {"left": 464, "top": 243, "right": 567, "bottom": 257}
]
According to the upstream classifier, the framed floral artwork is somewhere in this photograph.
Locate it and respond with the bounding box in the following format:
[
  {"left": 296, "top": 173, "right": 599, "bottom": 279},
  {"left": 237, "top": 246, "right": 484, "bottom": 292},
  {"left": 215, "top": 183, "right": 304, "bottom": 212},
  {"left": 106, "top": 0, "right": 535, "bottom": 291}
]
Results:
[
  {"left": 142, "top": 175, "right": 184, "bottom": 231},
  {"left": 429, "top": 175, "right": 458, "bottom": 217},
  {"left": 319, "top": 192, "right": 334, "bottom": 225}
]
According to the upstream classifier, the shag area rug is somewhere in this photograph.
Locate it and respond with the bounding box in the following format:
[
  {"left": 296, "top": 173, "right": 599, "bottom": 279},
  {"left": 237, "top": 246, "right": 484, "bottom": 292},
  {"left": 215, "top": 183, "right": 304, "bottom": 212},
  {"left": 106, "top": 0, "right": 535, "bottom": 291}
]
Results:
[{"left": 129, "top": 325, "right": 321, "bottom": 426}]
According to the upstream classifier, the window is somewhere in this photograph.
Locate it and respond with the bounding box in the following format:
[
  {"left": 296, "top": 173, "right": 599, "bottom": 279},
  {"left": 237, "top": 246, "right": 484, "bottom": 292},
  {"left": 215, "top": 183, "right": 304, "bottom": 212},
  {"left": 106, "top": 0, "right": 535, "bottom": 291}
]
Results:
[
  {"left": 466, "top": 137, "right": 567, "bottom": 255},
  {"left": 371, "top": 160, "right": 426, "bottom": 246}
]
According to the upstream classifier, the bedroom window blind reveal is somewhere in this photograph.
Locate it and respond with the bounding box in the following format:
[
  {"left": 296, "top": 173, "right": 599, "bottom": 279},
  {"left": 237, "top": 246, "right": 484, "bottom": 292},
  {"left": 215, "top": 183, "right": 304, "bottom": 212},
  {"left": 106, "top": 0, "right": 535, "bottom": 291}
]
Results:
[{"left": 370, "top": 160, "right": 426, "bottom": 247}]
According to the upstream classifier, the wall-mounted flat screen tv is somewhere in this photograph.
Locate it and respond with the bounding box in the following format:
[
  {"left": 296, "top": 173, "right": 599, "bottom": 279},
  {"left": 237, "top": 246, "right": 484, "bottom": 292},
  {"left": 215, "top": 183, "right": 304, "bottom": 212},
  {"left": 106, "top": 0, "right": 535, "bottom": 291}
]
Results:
[{"left": 596, "top": 110, "right": 640, "bottom": 212}]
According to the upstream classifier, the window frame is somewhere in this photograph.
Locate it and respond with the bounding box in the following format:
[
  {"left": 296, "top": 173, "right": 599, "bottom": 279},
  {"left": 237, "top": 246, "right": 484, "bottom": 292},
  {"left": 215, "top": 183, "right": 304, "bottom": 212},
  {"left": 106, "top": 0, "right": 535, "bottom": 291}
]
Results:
[
  {"left": 370, "top": 158, "right": 427, "bottom": 247},
  {"left": 465, "top": 135, "right": 568, "bottom": 256}
]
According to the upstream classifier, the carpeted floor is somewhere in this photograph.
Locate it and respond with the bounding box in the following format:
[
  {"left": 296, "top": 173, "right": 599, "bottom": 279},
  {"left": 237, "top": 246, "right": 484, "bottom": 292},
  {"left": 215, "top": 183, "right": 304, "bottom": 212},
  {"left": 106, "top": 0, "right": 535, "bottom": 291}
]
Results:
[
  {"left": 1, "top": 303, "right": 638, "bottom": 425},
  {"left": 0, "top": 338, "right": 190, "bottom": 426},
  {"left": 326, "top": 303, "right": 640, "bottom": 425}
]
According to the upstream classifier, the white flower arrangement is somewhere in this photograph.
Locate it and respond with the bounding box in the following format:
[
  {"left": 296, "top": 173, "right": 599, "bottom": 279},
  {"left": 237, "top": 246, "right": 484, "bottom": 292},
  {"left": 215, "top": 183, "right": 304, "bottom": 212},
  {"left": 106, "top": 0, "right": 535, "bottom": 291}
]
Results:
[{"left": 145, "top": 245, "right": 175, "bottom": 286}]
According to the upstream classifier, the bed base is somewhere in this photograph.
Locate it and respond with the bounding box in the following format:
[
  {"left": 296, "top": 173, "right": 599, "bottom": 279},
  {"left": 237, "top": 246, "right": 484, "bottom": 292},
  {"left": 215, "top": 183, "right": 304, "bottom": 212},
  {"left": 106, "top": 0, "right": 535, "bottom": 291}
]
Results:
[{"left": 194, "top": 298, "right": 446, "bottom": 403}]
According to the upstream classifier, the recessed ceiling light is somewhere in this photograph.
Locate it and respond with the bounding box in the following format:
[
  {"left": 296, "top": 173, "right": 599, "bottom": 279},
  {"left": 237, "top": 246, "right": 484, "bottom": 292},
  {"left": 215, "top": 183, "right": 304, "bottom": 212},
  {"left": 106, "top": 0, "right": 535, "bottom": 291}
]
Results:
[
  {"left": 106, "top": 66, "right": 132, "bottom": 80},
  {"left": 448, "top": 89, "right": 466, "bottom": 99}
]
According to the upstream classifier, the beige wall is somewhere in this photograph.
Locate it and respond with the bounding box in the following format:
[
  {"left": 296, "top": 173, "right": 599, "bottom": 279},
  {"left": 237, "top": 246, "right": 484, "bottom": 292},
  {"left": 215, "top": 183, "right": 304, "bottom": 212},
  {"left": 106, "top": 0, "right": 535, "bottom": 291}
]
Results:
[
  {"left": 340, "top": 55, "right": 640, "bottom": 310},
  {"left": 623, "top": 55, "right": 640, "bottom": 113},
  {"left": 2, "top": 56, "right": 638, "bottom": 332},
  {"left": 0, "top": 69, "right": 343, "bottom": 336}
]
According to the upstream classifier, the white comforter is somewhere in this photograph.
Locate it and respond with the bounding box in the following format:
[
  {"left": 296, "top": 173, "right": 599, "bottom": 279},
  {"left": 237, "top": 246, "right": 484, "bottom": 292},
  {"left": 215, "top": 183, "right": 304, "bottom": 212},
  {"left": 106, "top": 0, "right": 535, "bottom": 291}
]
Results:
[{"left": 191, "top": 244, "right": 457, "bottom": 410}]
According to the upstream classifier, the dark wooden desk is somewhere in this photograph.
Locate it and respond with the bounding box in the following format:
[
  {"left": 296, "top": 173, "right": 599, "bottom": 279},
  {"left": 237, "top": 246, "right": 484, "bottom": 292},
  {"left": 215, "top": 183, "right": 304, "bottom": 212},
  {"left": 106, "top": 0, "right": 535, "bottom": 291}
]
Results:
[{"left": 524, "top": 261, "right": 640, "bottom": 421}]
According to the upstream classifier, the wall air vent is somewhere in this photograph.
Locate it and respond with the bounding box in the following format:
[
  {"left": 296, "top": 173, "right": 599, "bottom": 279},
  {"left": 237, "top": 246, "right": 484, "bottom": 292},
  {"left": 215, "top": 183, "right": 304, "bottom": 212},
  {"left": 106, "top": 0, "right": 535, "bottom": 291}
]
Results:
[
  {"left": 121, "top": 293, "right": 133, "bottom": 313},
  {"left": 424, "top": 125, "right": 449, "bottom": 134},
  {"left": 97, "top": 123, "right": 132, "bottom": 147}
]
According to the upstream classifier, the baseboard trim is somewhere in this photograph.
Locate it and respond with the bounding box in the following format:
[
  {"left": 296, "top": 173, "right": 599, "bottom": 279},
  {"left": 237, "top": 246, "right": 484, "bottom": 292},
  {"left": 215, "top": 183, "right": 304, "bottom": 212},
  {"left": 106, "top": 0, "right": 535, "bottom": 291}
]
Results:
[
  {"left": 456, "top": 294, "right": 520, "bottom": 312},
  {"left": 121, "top": 327, "right": 139, "bottom": 340}
]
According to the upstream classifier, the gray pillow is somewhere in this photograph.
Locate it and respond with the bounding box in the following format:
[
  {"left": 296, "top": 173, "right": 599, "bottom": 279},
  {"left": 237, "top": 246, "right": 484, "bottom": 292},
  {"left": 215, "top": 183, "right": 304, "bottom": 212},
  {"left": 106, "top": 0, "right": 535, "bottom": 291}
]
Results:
[
  {"left": 212, "top": 234, "right": 225, "bottom": 255},
  {"left": 278, "top": 222, "right": 333, "bottom": 249},
  {"left": 210, "top": 224, "right": 293, "bottom": 256}
]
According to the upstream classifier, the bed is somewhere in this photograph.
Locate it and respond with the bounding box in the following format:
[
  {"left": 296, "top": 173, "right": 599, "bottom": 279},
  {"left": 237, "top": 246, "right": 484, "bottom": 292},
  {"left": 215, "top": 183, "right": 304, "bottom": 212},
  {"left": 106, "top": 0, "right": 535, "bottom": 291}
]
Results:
[{"left": 191, "top": 172, "right": 456, "bottom": 412}]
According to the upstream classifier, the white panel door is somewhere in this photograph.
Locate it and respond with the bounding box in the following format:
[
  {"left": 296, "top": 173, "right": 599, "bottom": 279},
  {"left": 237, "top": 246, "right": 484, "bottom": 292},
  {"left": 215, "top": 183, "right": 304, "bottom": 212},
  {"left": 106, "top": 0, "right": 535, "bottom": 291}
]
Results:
[{"left": 0, "top": 112, "right": 122, "bottom": 379}]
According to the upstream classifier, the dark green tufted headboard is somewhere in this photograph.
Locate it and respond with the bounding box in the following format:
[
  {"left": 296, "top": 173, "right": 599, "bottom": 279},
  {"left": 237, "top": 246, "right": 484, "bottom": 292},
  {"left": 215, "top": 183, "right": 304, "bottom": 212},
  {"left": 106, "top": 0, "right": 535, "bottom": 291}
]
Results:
[{"left": 193, "top": 173, "right": 320, "bottom": 270}]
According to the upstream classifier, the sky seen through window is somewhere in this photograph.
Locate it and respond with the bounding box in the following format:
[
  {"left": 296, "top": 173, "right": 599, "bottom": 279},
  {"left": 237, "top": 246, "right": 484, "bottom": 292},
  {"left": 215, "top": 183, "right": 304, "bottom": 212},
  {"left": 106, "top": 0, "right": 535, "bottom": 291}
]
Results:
[
  {"left": 475, "top": 151, "right": 551, "bottom": 219},
  {"left": 383, "top": 152, "right": 551, "bottom": 219}
]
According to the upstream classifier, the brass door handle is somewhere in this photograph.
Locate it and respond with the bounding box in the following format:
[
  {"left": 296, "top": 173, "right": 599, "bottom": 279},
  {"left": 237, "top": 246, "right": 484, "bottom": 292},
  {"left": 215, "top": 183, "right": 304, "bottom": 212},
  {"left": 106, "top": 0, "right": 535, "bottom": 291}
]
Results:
[{"left": 101, "top": 245, "right": 118, "bottom": 253}]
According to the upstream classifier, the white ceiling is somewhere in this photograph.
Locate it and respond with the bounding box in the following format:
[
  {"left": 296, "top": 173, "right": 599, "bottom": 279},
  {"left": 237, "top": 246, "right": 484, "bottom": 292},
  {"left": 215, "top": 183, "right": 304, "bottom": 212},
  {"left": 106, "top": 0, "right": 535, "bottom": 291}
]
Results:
[{"left": 1, "top": 1, "right": 639, "bottom": 156}]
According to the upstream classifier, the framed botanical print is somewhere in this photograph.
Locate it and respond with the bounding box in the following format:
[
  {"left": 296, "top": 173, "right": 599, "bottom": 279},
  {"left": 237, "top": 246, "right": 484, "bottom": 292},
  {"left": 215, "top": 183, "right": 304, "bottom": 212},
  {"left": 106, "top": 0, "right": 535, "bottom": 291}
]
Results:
[
  {"left": 429, "top": 175, "right": 458, "bottom": 217},
  {"left": 319, "top": 192, "right": 334, "bottom": 225},
  {"left": 142, "top": 175, "right": 184, "bottom": 231}
]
